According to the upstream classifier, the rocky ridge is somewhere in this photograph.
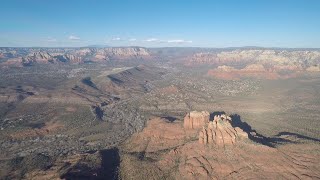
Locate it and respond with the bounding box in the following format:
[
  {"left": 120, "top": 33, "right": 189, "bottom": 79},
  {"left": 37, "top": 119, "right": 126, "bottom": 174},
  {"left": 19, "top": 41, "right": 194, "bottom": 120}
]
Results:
[
  {"left": 207, "top": 63, "right": 302, "bottom": 80},
  {"left": 1, "top": 47, "right": 151, "bottom": 66},
  {"left": 190, "top": 50, "right": 320, "bottom": 66}
]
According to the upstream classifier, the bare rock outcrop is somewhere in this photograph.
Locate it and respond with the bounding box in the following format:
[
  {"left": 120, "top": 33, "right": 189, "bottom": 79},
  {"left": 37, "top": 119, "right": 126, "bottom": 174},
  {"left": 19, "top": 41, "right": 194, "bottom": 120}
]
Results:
[
  {"left": 121, "top": 113, "right": 320, "bottom": 180},
  {"left": 1, "top": 47, "right": 151, "bottom": 66},
  {"left": 306, "top": 65, "right": 320, "bottom": 72},
  {"left": 94, "top": 47, "right": 151, "bottom": 61},
  {"left": 190, "top": 50, "right": 320, "bottom": 66},
  {"left": 198, "top": 114, "right": 248, "bottom": 147},
  {"left": 207, "top": 64, "right": 300, "bottom": 80},
  {"left": 183, "top": 111, "right": 210, "bottom": 129}
]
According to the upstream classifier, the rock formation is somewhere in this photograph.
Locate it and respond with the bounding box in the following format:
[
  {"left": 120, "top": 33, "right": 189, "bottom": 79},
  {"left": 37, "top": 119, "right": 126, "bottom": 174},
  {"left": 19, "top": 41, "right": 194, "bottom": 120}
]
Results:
[
  {"left": 122, "top": 113, "right": 320, "bottom": 180},
  {"left": 1, "top": 47, "right": 151, "bottom": 66},
  {"left": 198, "top": 114, "right": 248, "bottom": 147},
  {"left": 92, "top": 47, "right": 151, "bottom": 61},
  {"left": 207, "top": 63, "right": 300, "bottom": 80},
  {"left": 19, "top": 51, "right": 81, "bottom": 65},
  {"left": 183, "top": 111, "right": 210, "bottom": 129},
  {"left": 190, "top": 50, "right": 320, "bottom": 66},
  {"left": 306, "top": 65, "right": 320, "bottom": 72}
]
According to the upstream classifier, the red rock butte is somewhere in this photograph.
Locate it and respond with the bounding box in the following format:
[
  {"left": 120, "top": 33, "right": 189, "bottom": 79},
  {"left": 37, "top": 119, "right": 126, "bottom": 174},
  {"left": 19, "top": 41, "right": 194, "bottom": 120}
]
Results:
[
  {"left": 183, "top": 111, "right": 210, "bottom": 129},
  {"left": 198, "top": 114, "right": 248, "bottom": 147},
  {"left": 121, "top": 112, "right": 320, "bottom": 179}
]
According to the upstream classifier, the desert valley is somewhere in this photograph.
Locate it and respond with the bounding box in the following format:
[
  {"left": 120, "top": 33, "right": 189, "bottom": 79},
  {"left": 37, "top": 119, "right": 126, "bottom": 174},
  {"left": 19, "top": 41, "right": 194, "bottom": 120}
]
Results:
[{"left": 0, "top": 47, "right": 319, "bottom": 179}]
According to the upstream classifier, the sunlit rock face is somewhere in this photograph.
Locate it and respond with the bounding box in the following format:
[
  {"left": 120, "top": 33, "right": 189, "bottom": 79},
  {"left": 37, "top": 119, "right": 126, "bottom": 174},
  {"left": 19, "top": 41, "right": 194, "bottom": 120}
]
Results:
[
  {"left": 198, "top": 114, "right": 248, "bottom": 147},
  {"left": 183, "top": 111, "right": 210, "bottom": 129},
  {"left": 1, "top": 47, "right": 152, "bottom": 66}
]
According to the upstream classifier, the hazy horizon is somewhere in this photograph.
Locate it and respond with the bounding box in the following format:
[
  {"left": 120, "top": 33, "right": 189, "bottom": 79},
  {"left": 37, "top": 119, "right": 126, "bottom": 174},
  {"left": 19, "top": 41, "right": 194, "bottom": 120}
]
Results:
[{"left": 2, "top": 45, "right": 320, "bottom": 50}]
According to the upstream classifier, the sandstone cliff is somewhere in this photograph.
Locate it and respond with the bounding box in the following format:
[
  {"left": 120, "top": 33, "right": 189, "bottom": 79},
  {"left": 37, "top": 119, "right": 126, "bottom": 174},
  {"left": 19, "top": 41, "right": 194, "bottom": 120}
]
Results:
[
  {"left": 190, "top": 50, "right": 320, "bottom": 67},
  {"left": 93, "top": 47, "right": 151, "bottom": 61},
  {"left": 1, "top": 47, "right": 151, "bottom": 66},
  {"left": 121, "top": 113, "right": 320, "bottom": 180},
  {"left": 306, "top": 65, "right": 320, "bottom": 72},
  {"left": 198, "top": 114, "right": 248, "bottom": 147},
  {"left": 183, "top": 111, "right": 210, "bottom": 129},
  {"left": 207, "top": 63, "right": 300, "bottom": 80}
]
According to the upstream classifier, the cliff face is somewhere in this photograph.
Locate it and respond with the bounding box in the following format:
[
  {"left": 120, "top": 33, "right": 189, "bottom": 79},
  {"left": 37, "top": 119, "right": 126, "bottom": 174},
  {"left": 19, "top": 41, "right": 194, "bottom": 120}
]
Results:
[
  {"left": 306, "top": 65, "right": 320, "bottom": 72},
  {"left": 122, "top": 112, "right": 320, "bottom": 180},
  {"left": 94, "top": 47, "right": 150, "bottom": 61},
  {"left": 190, "top": 50, "right": 320, "bottom": 77},
  {"left": 198, "top": 114, "right": 248, "bottom": 147},
  {"left": 183, "top": 111, "right": 210, "bottom": 129},
  {"left": 104, "top": 47, "right": 150, "bottom": 57},
  {"left": 207, "top": 63, "right": 301, "bottom": 80},
  {"left": 190, "top": 50, "right": 320, "bottom": 66},
  {"left": 1, "top": 47, "right": 151, "bottom": 66}
]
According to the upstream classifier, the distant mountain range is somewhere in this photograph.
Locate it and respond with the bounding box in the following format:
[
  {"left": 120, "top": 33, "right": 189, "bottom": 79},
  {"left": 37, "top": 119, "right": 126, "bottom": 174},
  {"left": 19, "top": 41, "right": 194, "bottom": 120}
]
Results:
[
  {"left": 1, "top": 47, "right": 320, "bottom": 74},
  {"left": 0, "top": 47, "right": 151, "bottom": 66}
]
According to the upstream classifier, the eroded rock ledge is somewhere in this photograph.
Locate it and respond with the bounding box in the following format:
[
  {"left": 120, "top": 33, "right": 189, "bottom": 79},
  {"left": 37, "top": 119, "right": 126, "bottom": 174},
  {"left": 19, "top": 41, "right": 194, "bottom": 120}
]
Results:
[
  {"left": 198, "top": 114, "right": 248, "bottom": 147},
  {"left": 183, "top": 111, "right": 250, "bottom": 147},
  {"left": 119, "top": 111, "right": 320, "bottom": 180},
  {"left": 183, "top": 111, "right": 210, "bottom": 129}
]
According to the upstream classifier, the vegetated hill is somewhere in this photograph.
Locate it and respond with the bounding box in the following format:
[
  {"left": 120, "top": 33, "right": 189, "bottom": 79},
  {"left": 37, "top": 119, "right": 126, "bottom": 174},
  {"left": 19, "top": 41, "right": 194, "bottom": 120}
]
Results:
[
  {"left": 67, "top": 65, "right": 168, "bottom": 99},
  {"left": 107, "top": 65, "right": 167, "bottom": 90},
  {"left": 70, "top": 65, "right": 168, "bottom": 108}
]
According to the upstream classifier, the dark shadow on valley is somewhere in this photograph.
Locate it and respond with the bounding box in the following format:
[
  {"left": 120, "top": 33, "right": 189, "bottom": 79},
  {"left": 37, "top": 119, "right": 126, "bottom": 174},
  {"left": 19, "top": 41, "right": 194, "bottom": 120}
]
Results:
[
  {"left": 229, "top": 114, "right": 320, "bottom": 148},
  {"left": 60, "top": 148, "right": 120, "bottom": 180},
  {"left": 99, "top": 148, "right": 120, "bottom": 180},
  {"left": 161, "top": 116, "right": 177, "bottom": 122},
  {"left": 210, "top": 111, "right": 225, "bottom": 121},
  {"left": 273, "top": 132, "right": 320, "bottom": 143},
  {"left": 91, "top": 105, "right": 104, "bottom": 121},
  {"left": 81, "top": 77, "right": 98, "bottom": 90}
]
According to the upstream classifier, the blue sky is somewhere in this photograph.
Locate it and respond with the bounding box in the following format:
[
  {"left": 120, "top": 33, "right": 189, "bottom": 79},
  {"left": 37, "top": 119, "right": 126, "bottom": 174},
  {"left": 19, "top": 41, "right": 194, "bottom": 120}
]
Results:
[{"left": 0, "top": 0, "right": 320, "bottom": 47}]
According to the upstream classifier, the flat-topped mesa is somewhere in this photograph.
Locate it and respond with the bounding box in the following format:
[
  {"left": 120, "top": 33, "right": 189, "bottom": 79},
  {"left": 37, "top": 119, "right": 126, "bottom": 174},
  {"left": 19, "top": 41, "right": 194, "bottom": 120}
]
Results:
[
  {"left": 183, "top": 111, "right": 210, "bottom": 129},
  {"left": 199, "top": 114, "right": 248, "bottom": 147}
]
